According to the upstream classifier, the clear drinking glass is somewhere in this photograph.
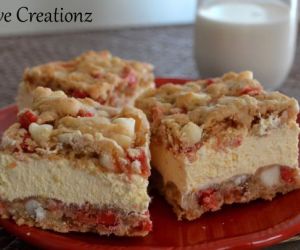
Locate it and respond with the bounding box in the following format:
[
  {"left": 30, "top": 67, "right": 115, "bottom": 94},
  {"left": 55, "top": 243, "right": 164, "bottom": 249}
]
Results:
[{"left": 194, "top": 0, "right": 298, "bottom": 90}]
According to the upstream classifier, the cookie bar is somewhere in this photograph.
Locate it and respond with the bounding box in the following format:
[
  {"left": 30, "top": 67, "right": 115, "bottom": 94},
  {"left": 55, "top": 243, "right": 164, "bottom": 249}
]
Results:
[
  {"left": 136, "top": 71, "right": 300, "bottom": 220},
  {"left": 0, "top": 87, "right": 152, "bottom": 236},
  {"left": 18, "top": 50, "right": 154, "bottom": 108}
]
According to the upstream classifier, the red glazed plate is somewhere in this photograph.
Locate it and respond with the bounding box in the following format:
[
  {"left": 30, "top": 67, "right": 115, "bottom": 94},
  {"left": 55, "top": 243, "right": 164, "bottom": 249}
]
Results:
[{"left": 0, "top": 78, "right": 300, "bottom": 250}]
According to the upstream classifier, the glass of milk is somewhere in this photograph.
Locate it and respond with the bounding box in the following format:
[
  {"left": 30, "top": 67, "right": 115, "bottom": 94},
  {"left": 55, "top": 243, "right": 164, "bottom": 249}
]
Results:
[{"left": 194, "top": 0, "right": 298, "bottom": 90}]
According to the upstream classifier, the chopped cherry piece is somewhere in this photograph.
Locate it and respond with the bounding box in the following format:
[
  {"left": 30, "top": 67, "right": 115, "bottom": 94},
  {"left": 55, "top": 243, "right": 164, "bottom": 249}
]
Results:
[
  {"left": 97, "top": 97, "right": 106, "bottom": 105},
  {"left": 18, "top": 110, "right": 38, "bottom": 130},
  {"left": 77, "top": 109, "right": 94, "bottom": 117},
  {"left": 71, "top": 90, "right": 89, "bottom": 99},
  {"left": 137, "top": 151, "right": 150, "bottom": 176},
  {"left": 198, "top": 188, "right": 219, "bottom": 211},
  {"left": 239, "top": 86, "right": 261, "bottom": 96},
  {"left": 280, "top": 166, "right": 295, "bottom": 184},
  {"left": 127, "top": 150, "right": 150, "bottom": 177},
  {"left": 142, "top": 220, "right": 152, "bottom": 232},
  {"left": 205, "top": 79, "right": 214, "bottom": 86},
  {"left": 74, "top": 209, "right": 118, "bottom": 227},
  {"left": 122, "top": 67, "right": 137, "bottom": 88},
  {"left": 97, "top": 211, "right": 118, "bottom": 226},
  {"left": 135, "top": 220, "right": 152, "bottom": 232},
  {"left": 20, "top": 133, "right": 34, "bottom": 153}
]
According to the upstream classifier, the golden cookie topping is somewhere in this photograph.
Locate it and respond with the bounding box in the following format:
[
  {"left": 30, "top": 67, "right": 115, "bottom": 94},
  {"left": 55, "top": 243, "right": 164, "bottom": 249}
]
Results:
[
  {"left": 2, "top": 87, "right": 151, "bottom": 177},
  {"left": 22, "top": 50, "right": 154, "bottom": 107},
  {"left": 136, "top": 71, "right": 299, "bottom": 151}
]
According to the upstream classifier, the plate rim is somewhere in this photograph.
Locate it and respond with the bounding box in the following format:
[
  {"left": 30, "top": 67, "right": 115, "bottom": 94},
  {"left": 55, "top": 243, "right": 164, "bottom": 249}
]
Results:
[
  {"left": 0, "top": 77, "right": 300, "bottom": 250},
  {"left": 1, "top": 202, "right": 300, "bottom": 250}
]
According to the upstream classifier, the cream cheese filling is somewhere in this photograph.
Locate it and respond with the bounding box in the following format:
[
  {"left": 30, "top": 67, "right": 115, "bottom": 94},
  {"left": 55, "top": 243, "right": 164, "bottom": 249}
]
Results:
[
  {"left": 0, "top": 154, "right": 150, "bottom": 213},
  {"left": 151, "top": 123, "right": 299, "bottom": 194}
]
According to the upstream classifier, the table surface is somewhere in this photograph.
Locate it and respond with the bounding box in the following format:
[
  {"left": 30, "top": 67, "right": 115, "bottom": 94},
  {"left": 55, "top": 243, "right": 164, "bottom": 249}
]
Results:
[{"left": 0, "top": 25, "right": 299, "bottom": 249}]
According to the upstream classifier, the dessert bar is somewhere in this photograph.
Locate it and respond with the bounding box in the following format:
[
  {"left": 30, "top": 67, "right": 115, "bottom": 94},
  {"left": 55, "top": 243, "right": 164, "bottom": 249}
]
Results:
[
  {"left": 0, "top": 87, "right": 152, "bottom": 236},
  {"left": 136, "top": 71, "right": 300, "bottom": 220},
  {"left": 18, "top": 50, "right": 154, "bottom": 108}
]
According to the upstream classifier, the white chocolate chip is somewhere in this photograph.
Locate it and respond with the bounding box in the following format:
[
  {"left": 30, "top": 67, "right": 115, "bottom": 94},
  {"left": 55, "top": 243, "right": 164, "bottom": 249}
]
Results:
[
  {"left": 254, "top": 115, "right": 281, "bottom": 136},
  {"left": 1, "top": 136, "right": 16, "bottom": 148},
  {"left": 25, "top": 200, "right": 45, "bottom": 221},
  {"left": 92, "top": 116, "right": 111, "bottom": 125},
  {"left": 119, "top": 158, "right": 129, "bottom": 166},
  {"left": 111, "top": 134, "right": 133, "bottom": 148},
  {"left": 180, "top": 122, "right": 203, "bottom": 145},
  {"left": 35, "top": 207, "right": 46, "bottom": 221},
  {"left": 176, "top": 92, "right": 210, "bottom": 107},
  {"left": 260, "top": 166, "right": 280, "bottom": 187},
  {"left": 234, "top": 175, "right": 247, "bottom": 185},
  {"left": 237, "top": 71, "right": 253, "bottom": 80},
  {"left": 127, "top": 148, "right": 141, "bottom": 158},
  {"left": 99, "top": 154, "right": 114, "bottom": 170},
  {"left": 188, "top": 92, "right": 209, "bottom": 103},
  {"left": 112, "top": 118, "right": 136, "bottom": 137},
  {"left": 131, "top": 160, "right": 142, "bottom": 174},
  {"left": 29, "top": 123, "right": 53, "bottom": 146}
]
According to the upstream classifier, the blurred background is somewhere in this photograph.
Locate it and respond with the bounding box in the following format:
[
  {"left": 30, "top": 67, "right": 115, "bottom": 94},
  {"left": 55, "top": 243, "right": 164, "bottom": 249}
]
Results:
[
  {"left": 1, "top": 0, "right": 299, "bottom": 37},
  {"left": 0, "top": 0, "right": 299, "bottom": 104},
  {"left": 0, "top": 0, "right": 196, "bottom": 36},
  {"left": 0, "top": 0, "right": 299, "bottom": 100}
]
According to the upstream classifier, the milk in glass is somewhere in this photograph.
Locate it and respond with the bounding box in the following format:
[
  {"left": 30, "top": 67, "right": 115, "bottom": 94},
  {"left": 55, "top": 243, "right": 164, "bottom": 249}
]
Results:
[{"left": 194, "top": 0, "right": 298, "bottom": 89}]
